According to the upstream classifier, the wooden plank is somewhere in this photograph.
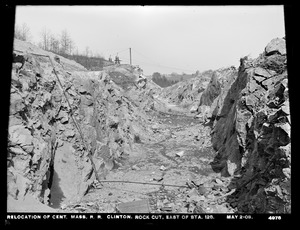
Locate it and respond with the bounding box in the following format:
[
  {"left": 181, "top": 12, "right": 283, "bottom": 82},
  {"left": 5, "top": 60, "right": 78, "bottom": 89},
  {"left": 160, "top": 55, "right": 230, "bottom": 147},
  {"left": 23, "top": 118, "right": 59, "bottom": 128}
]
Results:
[{"left": 116, "top": 199, "right": 150, "bottom": 213}]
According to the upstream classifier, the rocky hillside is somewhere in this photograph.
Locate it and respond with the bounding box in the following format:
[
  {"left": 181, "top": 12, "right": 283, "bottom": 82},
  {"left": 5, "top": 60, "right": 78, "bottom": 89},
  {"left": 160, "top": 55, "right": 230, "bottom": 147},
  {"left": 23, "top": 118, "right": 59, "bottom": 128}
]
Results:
[
  {"left": 158, "top": 67, "right": 237, "bottom": 115},
  {"left": 158, "top": 70, "right": 212, "bottom": 109},
  {"left": 104, "top": 64, "right": 162, "bottom": 111},
  {"left": 208, "top": 38, "right": 290, "bottom": 213},
  {"left": 13, "top": 39, "right": 87, "bottom": 72},
  {"left": 7, "top": 40, "right": 161, "bottom": 211}
]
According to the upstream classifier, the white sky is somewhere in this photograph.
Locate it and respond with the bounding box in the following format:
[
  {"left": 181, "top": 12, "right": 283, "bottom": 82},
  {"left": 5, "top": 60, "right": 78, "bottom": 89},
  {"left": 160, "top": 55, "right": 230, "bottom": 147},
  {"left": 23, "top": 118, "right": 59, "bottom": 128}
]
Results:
[{"left": 15, "top": 5, "right": 285, "bottom": 75}]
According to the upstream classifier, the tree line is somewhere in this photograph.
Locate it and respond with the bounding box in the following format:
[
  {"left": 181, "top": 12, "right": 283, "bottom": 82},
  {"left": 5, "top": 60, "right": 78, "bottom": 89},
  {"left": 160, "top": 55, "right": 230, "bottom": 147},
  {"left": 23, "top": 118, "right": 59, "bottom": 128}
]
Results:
[
  {"left": 152, "top": 72, "right": 180, "bottom": 88},
  {"left": 152, "top": 70, "right": 206, "bottom": 87},
  {"left": 14, "top": 23, "right": 107, "bottom": 70}
]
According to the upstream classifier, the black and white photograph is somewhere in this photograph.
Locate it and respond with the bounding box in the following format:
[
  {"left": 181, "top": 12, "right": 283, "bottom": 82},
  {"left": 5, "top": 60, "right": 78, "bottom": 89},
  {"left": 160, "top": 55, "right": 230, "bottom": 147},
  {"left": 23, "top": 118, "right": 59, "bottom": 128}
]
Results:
[{"left": 6, "top": 5, "right": 291, "bottom": 222}]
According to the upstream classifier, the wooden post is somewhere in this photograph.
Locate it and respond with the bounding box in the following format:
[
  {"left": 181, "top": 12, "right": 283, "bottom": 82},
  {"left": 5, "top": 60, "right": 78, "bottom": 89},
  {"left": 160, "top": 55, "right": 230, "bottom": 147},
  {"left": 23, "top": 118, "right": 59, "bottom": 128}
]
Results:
[{"left": 130, "top": 48, "right": 132, "bottom": 65}]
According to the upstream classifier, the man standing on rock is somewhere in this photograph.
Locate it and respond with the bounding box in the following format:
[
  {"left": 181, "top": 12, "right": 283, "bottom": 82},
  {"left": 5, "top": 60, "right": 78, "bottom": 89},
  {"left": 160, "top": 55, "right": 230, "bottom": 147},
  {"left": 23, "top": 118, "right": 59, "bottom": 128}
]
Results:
[{"left": 115, "top": 55, "right": 121, "bottom": 64}]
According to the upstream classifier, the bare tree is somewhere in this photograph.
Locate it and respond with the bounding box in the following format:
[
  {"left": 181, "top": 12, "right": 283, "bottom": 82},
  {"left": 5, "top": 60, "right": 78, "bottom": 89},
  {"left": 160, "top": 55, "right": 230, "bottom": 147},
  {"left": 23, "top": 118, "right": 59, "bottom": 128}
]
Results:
[
  {"left": 14, "top": 23, "right": 31, "bottom": 41},
  {"left": 73, "top": 46, "right": 79, "bottom": 62},
  {"left": 40, "top": 27, "right": 51, "bottom": 51},
  {"left": 60, "top": 29, "right": 68, "bottom": 54},
  {"left": 49, "top": 34, "right": 60, "bottom": 54},
  {"left": 14, "top": 24, "right": 22, "bottom": 40},
  {"left": 69, "top": 39, "right": 75, "bottom": 55},
  {"left": 85, "top": 46, "right": 90, "bottom": 57},
  {"left": 60, "top": 29, "right": 75, "bottom": 55}
]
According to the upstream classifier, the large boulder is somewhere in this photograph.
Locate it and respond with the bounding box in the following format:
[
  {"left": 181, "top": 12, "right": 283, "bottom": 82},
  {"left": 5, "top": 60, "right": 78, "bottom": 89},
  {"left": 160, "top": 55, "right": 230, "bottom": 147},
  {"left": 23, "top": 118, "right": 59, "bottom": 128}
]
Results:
[{"left": 265, "top": 37, "right": 286, "bottom": 56}]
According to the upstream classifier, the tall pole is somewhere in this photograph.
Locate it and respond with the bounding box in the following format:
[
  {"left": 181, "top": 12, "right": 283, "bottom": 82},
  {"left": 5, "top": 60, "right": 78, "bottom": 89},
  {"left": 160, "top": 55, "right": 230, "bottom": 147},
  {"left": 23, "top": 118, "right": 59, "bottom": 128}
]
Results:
[{"left": 129, "top": 47, "right": 132, "bottom": 65}]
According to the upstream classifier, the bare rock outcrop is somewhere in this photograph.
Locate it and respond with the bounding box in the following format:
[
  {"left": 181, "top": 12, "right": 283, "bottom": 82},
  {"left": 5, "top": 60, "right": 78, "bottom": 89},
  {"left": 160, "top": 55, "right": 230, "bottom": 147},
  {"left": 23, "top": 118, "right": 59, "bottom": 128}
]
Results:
[
  {"left": 265, "top": 37, "right": 287, "bottom": 56},
  {"left": 104, "top": 64, "right": 162, "bottom": 111},
  {"left": 8, "top": 37, "right": 290, "bottom": 214},
  {"left": 8, "top": 49, "right": 77, "bottom": 204},
  {"left": 158, "top": 70, "right": 213, "bottom": 109},
  {"left": 210, "top": 38, "right": 290, "bottom": 213},
  {"left": 7, "top": 40, "right": 159, "bottom": 210},
  {"left": 196, "top": 66, "right": 238, "bottom": 122}
]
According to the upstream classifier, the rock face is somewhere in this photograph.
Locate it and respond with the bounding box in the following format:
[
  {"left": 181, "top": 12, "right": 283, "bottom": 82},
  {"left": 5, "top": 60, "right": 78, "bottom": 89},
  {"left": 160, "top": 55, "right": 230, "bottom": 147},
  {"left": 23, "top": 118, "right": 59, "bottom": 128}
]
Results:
[
  {"left": 104, "top": 64, "right": 162, "bottom": 112},
  {"left": 265, "top": 38, "right": 287, "bottom": 56},
  {"left": 8, "top": 41, "right": 88, "bottom": 205},
  {"left": 7, "top": 40, "right": 158, "bottom": 209},
  {"left": 158, "top": 70, "right": 213, "bottom": 108},
  {"left": 158, "top": 67, "right": 237, "bottom": 118},
  {"left": 197, "top": 66, "right": 238, "bottom": 122},
  {"left": 210, "top": 38, "right": 290, "bottom": 213},
  {"left": 8, "top": 37, "right": 290, "bottom": 214}
]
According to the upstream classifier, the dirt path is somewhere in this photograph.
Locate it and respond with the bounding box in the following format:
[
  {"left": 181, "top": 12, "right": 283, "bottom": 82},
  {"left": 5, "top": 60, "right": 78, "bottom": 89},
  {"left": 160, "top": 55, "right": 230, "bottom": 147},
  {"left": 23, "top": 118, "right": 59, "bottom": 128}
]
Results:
[{"left": 60, "top": 104, "right": 236, "bottom": 213}]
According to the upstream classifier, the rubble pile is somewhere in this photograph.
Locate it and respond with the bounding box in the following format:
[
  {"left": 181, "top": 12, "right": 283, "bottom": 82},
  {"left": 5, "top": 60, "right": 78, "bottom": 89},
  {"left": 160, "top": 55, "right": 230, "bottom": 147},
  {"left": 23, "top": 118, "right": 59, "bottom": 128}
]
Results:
[
  {"left": 57, "top": 175, "right": 236, "bottom": 213},
  {"left": 209, "top": 38, "right": 290, "bottom": 213},
  {"left": 148, "top": 175, "right": 236, "bottom": 213}
]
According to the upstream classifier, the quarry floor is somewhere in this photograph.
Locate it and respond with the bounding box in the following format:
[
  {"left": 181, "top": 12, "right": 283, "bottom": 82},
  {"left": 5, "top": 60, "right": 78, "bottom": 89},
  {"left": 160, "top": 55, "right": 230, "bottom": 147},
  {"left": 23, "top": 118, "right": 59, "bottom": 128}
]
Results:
[
  {"left": 57, "top": 100, "right": 236, "bottom": 213},
  {"left": 7, "top": 95, "right": 236, "bottom": 213}
]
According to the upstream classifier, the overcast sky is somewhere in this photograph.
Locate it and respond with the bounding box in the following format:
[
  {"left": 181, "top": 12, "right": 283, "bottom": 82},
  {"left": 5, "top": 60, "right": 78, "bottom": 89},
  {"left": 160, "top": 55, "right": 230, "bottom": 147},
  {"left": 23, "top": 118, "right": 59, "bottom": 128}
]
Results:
[{"left": 15, "top": 5, "right": 285, "bottom": 75}]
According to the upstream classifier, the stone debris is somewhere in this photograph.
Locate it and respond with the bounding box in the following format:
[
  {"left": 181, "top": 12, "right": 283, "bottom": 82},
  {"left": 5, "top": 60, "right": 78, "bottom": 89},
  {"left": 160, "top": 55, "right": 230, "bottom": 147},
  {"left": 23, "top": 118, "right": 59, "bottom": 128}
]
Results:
[
  {"left": 144, "top": 175, "right": 236, "bottom": 213},
  {"left": 215, "top": 178, "right": 223, "bottom": 185},
  {"left": 189, "top": 105, "right": 198, "bottom": 113},
  {"left": 175, "top": 150, "right": 184, "bottom": 158},
  {"left": 7, "top": 38, "right": 290, "bottom": 214},
  {"left": 159, "top": 165, "right": 167, "bottom": 171},
  {"left": 152, "top": 177, "right": 164, "bottom": 182},
  {"left": 131, "top": 165, "right": 140, "bottom": 170}
]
